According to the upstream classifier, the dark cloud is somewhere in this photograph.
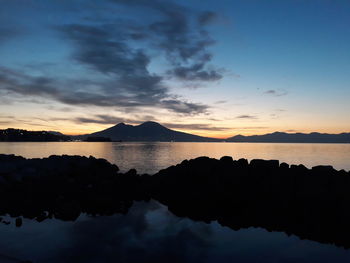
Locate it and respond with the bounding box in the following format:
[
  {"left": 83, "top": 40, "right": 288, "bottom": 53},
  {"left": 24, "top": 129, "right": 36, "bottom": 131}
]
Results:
[
  {"left": 58, "top": 23, "right": 167, "bottom": 104},
  {"left": 162, "top": 123, "right": 231, "bottom": 131},
  {"left": 73, "top": 115, "right": 230, "bottom": 131},
  {"left": 0, "top": 0, "right": 221, "bottom": 115},
  {"left": 160, "top": 100, "right": 209, "bottom": 115},
  {"left": 46, "top": 106, "right": 74, "bottom": 112},
  {"left": 198, "top": 11, "right": 218, "bottom": 26},
  {"left": 0, "top": 66, "right": 207, "bottom": 115},
  {"left": 108, "top": 0, "right": 222, "bottom": 82},
  {"left": 75, "top": 115, "right": 128, "bottom": 125},
  {"left": 169, "top": 63, "right": 223, "bottom": 81},
  {"left": 0, "top": 26, "right": 18, "bottom": 44},
  {"left": 74, "top": 114, "right": 160, "bottom": 125},
  {"left": 0, "top": 67, "right": 58, "bottom": 97},
  {"left": 264, "top": 89, "right": 288, "bottom": 96},
  {"left": 214, "top": 100, "right": 227, "bottom": 104},
  {"left": 0, "top": 114, "right": 15, "bottom": 126},
  {"left": 59, "top": 24, "right": 151, "bottom": 76},
  {"left": 235, "top": 115, "right": 258, "bottom": 119},
  {"left": 0, "top": 121, "right": 12, "bottom": 125}
]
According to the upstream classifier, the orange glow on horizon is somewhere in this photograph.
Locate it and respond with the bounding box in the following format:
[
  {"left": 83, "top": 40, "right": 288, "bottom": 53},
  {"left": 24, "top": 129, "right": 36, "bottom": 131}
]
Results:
[{"left": 1, "top": 122, "right": 349, "bottom": 139}]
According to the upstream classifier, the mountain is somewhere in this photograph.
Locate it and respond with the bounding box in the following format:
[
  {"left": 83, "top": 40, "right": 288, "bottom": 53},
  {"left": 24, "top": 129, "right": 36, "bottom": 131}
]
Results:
[
  {"left": 81, "top": 121, "right": 220, "bottom": 142},
  {"left": 0, "top": 128, "right": 71, "bottom": 142},
  {"left": 226, "top": 132, "right": 350, "bottom": 143},
  {"left": 47, "top": 131, "right": 65, "bottom": 136}
]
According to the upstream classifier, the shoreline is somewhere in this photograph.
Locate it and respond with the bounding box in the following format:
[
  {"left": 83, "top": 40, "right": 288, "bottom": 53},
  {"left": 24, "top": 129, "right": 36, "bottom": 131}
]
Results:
[{"left": 0, "top": 154, "right": 350, "bottom": 248}]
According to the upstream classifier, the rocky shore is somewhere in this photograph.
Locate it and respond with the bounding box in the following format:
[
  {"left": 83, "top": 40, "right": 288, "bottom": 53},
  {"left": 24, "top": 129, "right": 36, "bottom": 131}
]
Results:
[{"left": 0, "top": 154, "right": 350, "bottom": 248}]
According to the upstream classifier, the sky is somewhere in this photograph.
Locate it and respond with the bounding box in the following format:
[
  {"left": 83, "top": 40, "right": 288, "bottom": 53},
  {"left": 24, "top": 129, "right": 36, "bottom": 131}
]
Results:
[{"left": 0, "top": 0, "right": 349, "bottom": 138}]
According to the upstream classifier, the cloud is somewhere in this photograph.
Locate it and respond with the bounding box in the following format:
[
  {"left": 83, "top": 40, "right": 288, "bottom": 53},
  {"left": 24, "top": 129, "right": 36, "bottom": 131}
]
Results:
[
  {"left": 160, "top": 100, "right": 209, "bottom": 115},
  {"left": 108, "top": 0, "right": 223, "bottom": 82},
  {"left": 0, "top": 66, "right": 208, "bottom": 115},
  {"left": 73, "top": 115, "right": 230, "bottom": 131},
  {"left": 214, "top": 100, "right": 227, "bottom": 104},
  {"left": 46, "top": 106, "right": 74, "bottom": 112},
  {"left": 49, "top": 201, "right": 213, "bottom": 263},
  {"left": 75, "top": 113, "right": 160, "bottom": 125},
  {"left": 162, "top": 123, "right": 231, "bottom": 131},
  {"left": 58, "top": 23, "right": 167, "bottom": 103},
  {"left": 198, "top": 11, "right": 218, "bottom": 26},
  {"left": 232, "top": 126, "right": 267, "bottom": 130},
  {"left": 0, "top": 0, "right": 222, "bottom": 115},
  {"left": 264, "top": 89, "right": 288, "bottom": 96},
  {"left": 0, "top": 26, "right": 18, "bottom": 44},
  {"left": 235, "top": 115, "right": 258, "bottom": 119},
  {"left": 59, "top": 24, "right": 151, "bottom": 76},
  {"left": 75, "top": 115, "right": 128, "bottom": 125},
  {"left": 169, "top": 63, "right": 223, "bottom": 81}
]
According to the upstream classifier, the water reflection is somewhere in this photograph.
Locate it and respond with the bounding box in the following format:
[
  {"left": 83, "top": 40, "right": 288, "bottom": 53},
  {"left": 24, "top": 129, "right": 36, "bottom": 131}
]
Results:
[
  {"left": 1, "top": 201, "right": 350, "bottom": 263},
  {"left": 1, "top": 142, "right": 349, "bottom": 173}
]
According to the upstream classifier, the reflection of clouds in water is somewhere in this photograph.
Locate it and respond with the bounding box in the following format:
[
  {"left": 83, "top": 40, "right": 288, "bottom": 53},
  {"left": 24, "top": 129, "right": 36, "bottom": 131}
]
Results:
[
  {"left": 1, "top": 201, "right": 350, "bottom": 262},
  {"left": 50, "top": 201, "right": 213, "bottom": 263}
]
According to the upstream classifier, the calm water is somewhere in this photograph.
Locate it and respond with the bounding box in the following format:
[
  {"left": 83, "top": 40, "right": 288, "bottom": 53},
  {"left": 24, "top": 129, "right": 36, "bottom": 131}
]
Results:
[
  {"left": 0, "top": 142, "right": 349, "bottom": 173},
  {"left": 1, "top": 201, "right": 350, "bottom": 263},
  {"left": 0, "top": 142, "right": 350, "bottom": 262}
]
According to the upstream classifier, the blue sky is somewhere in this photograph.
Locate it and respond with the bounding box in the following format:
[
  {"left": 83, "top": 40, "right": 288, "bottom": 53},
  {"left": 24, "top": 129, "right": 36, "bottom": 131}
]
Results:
[{"left": 0, "top": 0, "right": 349, "bottom": 137}]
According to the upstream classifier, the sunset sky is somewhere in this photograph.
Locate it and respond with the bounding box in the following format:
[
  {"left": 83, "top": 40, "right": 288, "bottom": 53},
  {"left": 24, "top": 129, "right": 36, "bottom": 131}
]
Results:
[{"left": 0, "top": 0, "right": 349, "bottom": 138}]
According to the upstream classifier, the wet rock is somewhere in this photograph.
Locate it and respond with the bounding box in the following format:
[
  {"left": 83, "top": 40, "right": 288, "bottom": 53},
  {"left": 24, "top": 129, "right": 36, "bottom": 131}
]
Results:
[
  {"left": 125, "top": 169, "right": 137, "bottom": 176},
  {"left": 15, "top": 217, "right": 22, "bottom": 227},
  {"left": 54, "top": 201, "right": 81, "bottom": 221},
  {"left": 1, "top": 154, "right": 350, "bottom": 248},
  {"left": 220, "top": 156, "right": 234, "bottom": 164},
  {"left": 280, "top": 162, "right": 289, "bottom": 169},
  {"left": 236, "top": 158, "right": 248, "bottom": 168}
]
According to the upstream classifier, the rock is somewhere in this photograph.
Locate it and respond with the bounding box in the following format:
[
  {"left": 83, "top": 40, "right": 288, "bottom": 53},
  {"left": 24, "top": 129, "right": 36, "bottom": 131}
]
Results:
[
  {"left": 0, "top": 154, "right": 350, "bottom": 248},
  {"left": 236, "top": 158, "right": 248, "bottom": 168},
  {"left": 15, "top": 217, "right": 22, "bottom": 227},
  {"left": 312, "top": 165, "right": 334, "bottom": 173},
  {"left": 280, "top": 162, "right": 289, "bottom": 169},
  {"left": 54, "top": 201, "right": 81, "bottom": 221},
  {"left": 220, "top": 156, "right": 234, "bottom": 164},
  {"left": 250, "top": 159, "right": 279, "bottom": 169},
  {"left": 125, "top": 169, "right": 137, "bottom": 176}
]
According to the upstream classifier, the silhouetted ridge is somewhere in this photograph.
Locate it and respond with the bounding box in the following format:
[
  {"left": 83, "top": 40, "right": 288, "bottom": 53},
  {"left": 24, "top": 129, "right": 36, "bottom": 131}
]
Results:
[
  {"left": 0, "top": 129, "right": 71, "bottom": 142},
  {"left": 82, "top": 121, "right": 219, "bottom": 142},
  {"left": 137, "top": 121, "right": 165, "bottom": 128},
  {"left": 227, "top": 132, "right": 350, "bottom": 143}
]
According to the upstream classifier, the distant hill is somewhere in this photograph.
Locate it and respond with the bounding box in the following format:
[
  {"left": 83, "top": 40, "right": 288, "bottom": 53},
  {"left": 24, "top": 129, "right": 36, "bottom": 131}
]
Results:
[
  {"left": 80, "top": 121, "right": 220, "bottom": 142},
  {"left": 47, "top": 131, "right": 65, "bottom": 136},
  {"left": 226, "top": 132, "right": 350, "bottom": 143},
  {"left": 3, "top": 126, "right": 349, "bottom": 143},
  {"left": 0, "top": 128, "right": 71, "bottom": 142}
]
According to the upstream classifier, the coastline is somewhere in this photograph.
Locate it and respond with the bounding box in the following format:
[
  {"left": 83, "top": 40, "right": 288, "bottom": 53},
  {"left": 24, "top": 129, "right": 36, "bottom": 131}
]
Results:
[{"left": 0, "top": 154, "right": 349, "bottom": 248}]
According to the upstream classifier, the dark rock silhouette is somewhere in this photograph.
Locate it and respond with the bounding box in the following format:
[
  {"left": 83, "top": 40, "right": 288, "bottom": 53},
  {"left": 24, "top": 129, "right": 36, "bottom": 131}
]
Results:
[
  {"left": 2, "top": 125, "right": 349, "bottom": 143},
  {"left": 79, "top": 121, "right": 220, "bottom": 142},
  {"left": 0, "top": 129, "right": 71, "bottom": 142},
  {"left": 1, "top": 154, "right": 350, "bottom": 248},
  {"left": 227, "top": 131, "right": 350, "bottom": 143}
]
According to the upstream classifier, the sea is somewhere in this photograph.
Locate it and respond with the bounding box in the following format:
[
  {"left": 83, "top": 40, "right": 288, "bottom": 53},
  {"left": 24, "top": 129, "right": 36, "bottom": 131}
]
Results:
[{"left": 0, "top": 142, "right": 349, "bottom": 262}]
